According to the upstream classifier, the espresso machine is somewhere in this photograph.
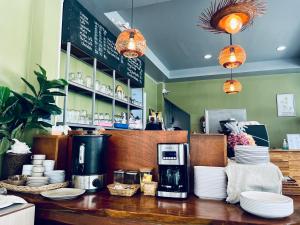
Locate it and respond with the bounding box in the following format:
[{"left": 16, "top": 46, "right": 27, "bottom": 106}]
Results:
[
  {"left": 71, "top": 134, "right": 111, "bottom": 192},
  {"left": 157, "top": 143, "right": 190, "bottom": 198}
]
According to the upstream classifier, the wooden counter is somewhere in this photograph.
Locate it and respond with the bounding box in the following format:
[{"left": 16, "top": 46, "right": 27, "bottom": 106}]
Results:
[
  {"left": 14, "top": 191, "right": 300, "bottom": 225},
  {"left": 270, "top": 150, "right": 300, "bottom": 183}
]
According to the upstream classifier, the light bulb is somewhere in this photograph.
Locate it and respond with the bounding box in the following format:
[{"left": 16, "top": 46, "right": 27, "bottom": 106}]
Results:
[
  {"left": 224, "top": 14, "right": 243, "bottom": 34},
  {"left": 229, "top": 52, "right": 237, "bottom": 62},
  {"left": 127, "top": 37, "right": 136, "bottom": 51},
  {"left": 229, "top": 83, "right": 235, "bottom": 92}
]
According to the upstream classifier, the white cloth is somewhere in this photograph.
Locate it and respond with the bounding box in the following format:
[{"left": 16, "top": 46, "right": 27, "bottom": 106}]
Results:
[{"left": 225, "top": 160, "right": 283, "bottom": 204}]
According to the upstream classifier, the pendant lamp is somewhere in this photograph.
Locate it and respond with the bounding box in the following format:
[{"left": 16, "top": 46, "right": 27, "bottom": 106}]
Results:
[
  {"left": 219, "top": 35, "right": 246, "bottom": 69},
  {"left": 115, "top": 0, "right": 147, "bottom": 58},
  {"left": 223, "top": 69, "right": 242, "bottom": 94},
  {"left": 198, "top": 0, "right": 266, "bottom": 34}
]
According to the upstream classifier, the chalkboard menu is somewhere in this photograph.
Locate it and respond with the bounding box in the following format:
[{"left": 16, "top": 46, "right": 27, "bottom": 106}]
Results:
[{"left": 62, "top": 0, "right": 145, "bottom": 87}]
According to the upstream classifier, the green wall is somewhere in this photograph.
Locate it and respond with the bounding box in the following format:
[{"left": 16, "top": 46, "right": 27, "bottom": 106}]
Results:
[
  {"left": 0, "top": 0, "right": 63, "bottom": 92},
  {"left": 166, "top": 73, "right": 300, "bottom": 148}
]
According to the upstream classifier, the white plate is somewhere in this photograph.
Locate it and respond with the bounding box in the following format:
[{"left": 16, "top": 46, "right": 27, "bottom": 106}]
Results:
[
  {"left": 0, "top": 199, "right": 13, "bottom": 209},
  {"left": 41, "top": 188, "right": 85, "bottom": 200},
  {"left": 240, "top": 191, "right": 294, "bottom": 218}
]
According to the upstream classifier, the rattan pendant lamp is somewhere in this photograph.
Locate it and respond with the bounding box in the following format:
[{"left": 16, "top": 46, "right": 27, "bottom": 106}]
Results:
[
  {"left": 198, "top": 0, "right": 266, "bottom": 94},
  {"left": 115, "top": 0, "right": 147, "bottom": 58},
  {"left": 223, "top": 69, "right": 242, "bottom": 94}
]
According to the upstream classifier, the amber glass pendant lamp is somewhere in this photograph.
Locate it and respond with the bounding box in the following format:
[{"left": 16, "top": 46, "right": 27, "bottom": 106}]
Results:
[{"left": 115, "top": 0, "right": 147, "bottom": 58}]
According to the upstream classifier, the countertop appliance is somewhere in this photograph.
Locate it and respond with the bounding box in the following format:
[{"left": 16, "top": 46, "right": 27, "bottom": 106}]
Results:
[
  {"left": 157, "top": 143, "right": 190, "bottom": 198},
  {"left": 72, "top": 134, "right": 111, "bottom": 192}
]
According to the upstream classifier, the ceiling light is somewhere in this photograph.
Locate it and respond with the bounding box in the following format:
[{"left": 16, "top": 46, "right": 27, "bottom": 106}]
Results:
[
  {"left": 223, "top": 69, "right": 242, "bottom": 94},
  {"left": 277, "top": 46, "right": 286, "bottom": 52},
  {"left": 198, "top": 0, "right": 266, "bottom": 34},
  {"left": 115, "top": 0, "right": 147, "bottom": 58},
  {"left": 204, "top": 54, "right": 212, "bottom": 59},
  {"left": 219, "top": 44, "right": 246, "bottom": 69},
  {"left": 224, "top": 79, "right": 242, "bottom": 94}
]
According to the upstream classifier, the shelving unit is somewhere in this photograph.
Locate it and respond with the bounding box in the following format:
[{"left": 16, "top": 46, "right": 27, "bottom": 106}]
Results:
[{"left": 60, "top": 42, "right": 144, "bottom": 130}]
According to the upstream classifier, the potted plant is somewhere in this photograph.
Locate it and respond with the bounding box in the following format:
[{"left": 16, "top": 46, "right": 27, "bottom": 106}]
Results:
[{"left": 0, "top": 65, "right": 67, "bottom": 178}]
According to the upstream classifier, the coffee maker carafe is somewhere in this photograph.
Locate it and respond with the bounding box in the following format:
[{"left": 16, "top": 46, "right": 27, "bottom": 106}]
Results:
[
  {"left": 157, "top": 143, "right": 190, "bottom": 198},
  {"left": 71, "top": 134, "right": 111, "bottom": 192}
]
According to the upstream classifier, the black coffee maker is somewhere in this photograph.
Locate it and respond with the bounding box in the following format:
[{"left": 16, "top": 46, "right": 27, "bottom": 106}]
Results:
[
  {"left": 72, "top": 134, "right": 111, "bottom": 192},
  {"left": 157, "top": 143, "right": 190, "bottom": 198}
]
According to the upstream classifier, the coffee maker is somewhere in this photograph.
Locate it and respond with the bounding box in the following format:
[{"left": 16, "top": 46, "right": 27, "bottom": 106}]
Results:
[
  {"left": 157, "top": 143, "right": 190, "bottom": 198},
  {"left": 71, "top": 134, "right": 111, "bottom": 192}
]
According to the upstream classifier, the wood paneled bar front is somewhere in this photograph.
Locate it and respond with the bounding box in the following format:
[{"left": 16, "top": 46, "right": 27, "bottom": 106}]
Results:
[{"left": 102, "top": 130, "right": 188, "bottom": 182}]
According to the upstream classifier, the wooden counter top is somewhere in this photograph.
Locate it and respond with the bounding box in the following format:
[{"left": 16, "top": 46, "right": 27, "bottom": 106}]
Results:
[{"left": 14, "top": 191, "right": 300, "bottom": 225}]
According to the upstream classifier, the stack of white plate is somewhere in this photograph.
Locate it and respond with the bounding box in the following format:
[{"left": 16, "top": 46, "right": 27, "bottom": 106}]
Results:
[
  {"left": 45, "top": 170, "right": 65, "bottom": 184},
  {"left": 235, "top": 145, "right": 270, "bottom": 164},
  {"left": 240, "top": 191, "right": 294, "bottom": 218},
  {"left": 26, "top": 177, "right": 49, "bottom": 187},
  {"left": 194, "top": 166, "right": 227, "bottom": 200}
]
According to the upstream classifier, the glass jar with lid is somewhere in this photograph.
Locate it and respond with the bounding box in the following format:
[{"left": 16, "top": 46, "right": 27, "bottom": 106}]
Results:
[
  {"left": 124, "top": 170, "right": 140, "bottom": 184},
  {"left": 113, "top": 170, "right": 125, "bottom": 184}
]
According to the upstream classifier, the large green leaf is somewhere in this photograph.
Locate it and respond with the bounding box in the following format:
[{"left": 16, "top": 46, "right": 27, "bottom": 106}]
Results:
[
  {"left": 11, "top": 123, "right": 24, "bottom": 139},
  {"left": 0, "top": 86, "right": 10, "bottom": 108},
  {"left": 22, "top": 93, "right": 36, "bottom": 103},
  {"left": 44, "top": 91, "right": 66, "bottom": 96},
  {"left": 37, "top": 64, "right": 47, "bottom": 76},
  {"left": 21, "top": 77, "right": 37, "bottom": 97},
  {"left": 0, "top": 137, "right": 10, "bottom": 155},
  {"left": 44, "top": 79, "right": 68, "bottom": 89}
]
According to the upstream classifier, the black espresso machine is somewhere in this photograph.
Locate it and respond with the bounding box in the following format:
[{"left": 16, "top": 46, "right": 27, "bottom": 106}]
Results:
[
  {"left": 157, "top": 143, "right": 190, "bottom": 198},
  {"left": 71, "top": 134, "right": 111, "bottom": 192}
]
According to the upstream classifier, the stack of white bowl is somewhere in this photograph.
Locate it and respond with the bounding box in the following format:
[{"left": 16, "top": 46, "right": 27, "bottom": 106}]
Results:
[
  {"left": 26, "top": 176, "right": 49, "bottom": 187},
  {"left": 240, "top": 191, "right": 294, "bottom": 218},
  {"left": 21, "top": 154, "right": 65, "bottom": 187},
  {"left": 44, "top": 170, "right": 65, "bottom": 184},
  {"left": 235, "top": 145, "right": 270, "bottom": 164},
  {"left": 194, "top": 166, "right": 227, "bottom": 200}
]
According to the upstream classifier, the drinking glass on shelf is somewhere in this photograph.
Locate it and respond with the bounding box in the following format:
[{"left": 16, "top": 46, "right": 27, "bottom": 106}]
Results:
[
  {"left": 95, "top": 80, "right": 100, "bottom": 91},
  {"left": 76, "top": 72, "right": 84, "bottom": 85},
  {"left": 69, "top": 72, "right": 75, "bottom": 82},
  {"left": 99, "top": 113, "right": 104, "bottom": 120},
  {"left": 104, "top": 113, "right": 110, "bottom": 121},
  {"left": 74, "top": 110, "right": 80, "bottom": 123},
  {"left": 85, "top": 76, "right": 92, "bottom": 88},
  {"left": 80, "top": 110, "right": 87, "bottom": 117}
]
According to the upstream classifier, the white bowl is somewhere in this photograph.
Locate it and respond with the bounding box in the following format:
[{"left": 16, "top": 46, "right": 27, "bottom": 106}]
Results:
[
  {"left": 32, "top": 154, "right": 46, "bottom": 160},
  {"left": 32, "top": 166, "right": 45, "bottom": 173},
  {"left": 43, "top": 160, "right": 55, "bottom": 167},
  {"left": 32, "top": 159, "right": 44, "bottom": 165},
  {"left": 31, "top": 172, "right": 44, "bottom": 177}
]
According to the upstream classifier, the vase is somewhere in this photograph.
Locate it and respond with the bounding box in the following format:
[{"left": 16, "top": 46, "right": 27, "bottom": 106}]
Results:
[{"left": 2, "top": 153, "right": 31, "bottom": 179}]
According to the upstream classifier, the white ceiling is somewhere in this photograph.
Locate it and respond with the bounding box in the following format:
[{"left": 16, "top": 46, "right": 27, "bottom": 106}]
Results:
[{"left": 79, "top": 0, "right": 300, "bottom": 81}]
